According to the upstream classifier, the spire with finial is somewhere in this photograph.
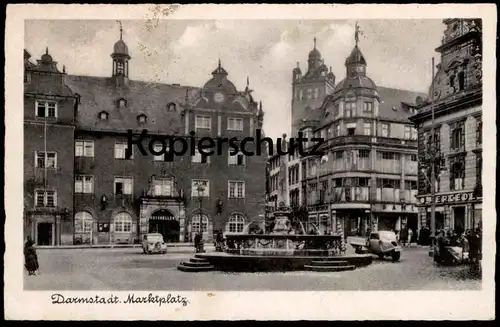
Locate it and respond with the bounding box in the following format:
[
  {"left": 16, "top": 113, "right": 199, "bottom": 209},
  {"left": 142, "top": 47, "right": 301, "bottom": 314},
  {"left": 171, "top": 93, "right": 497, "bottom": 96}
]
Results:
[
  {"left": 313, "top": 37, "right": 317, "bottom": 49},
  {"left": 63, "top": 65, "right": 66, "bottom": 73},
  {"left": 45, "top": 47, "right": 49, "bottom": 55},
  {"left": 355, "top": 21, "right": 363, "bottom": 46},
  {"left": 246, "top": 76, "right": 249, "bottom": 88},
  {"left": 218, "top": 58, "right": 221, "bottom": 68},
  {"left": 117, "top": 20, "right": 123, "bottom": 40}
]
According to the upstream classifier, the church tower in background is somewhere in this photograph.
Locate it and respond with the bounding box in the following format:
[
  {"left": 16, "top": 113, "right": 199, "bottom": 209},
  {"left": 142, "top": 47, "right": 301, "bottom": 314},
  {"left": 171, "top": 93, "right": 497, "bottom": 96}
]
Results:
[{"left": 291, "top": 38, "right": 336, "bottom": 136}]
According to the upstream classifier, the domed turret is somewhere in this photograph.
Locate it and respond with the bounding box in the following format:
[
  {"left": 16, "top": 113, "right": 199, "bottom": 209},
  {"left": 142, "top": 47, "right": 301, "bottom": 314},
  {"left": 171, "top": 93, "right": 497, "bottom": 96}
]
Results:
[
  {"left": 41, "top": 47, "right": 53, "bottom": 63},
  {"left": 203, "top": 59, "right": 238, "bottom": 95},
  {"left": 111, "top": 21, "right": 131, "bottom": 80},
  {"left": 307, "top": 37, "right": 323, "bottom": 72},
  {"left": 113, "top": 39, "right": 129, "bottom": 57},
  {"left": 334, "top": 22, "right": 376, "bottom": 93}
]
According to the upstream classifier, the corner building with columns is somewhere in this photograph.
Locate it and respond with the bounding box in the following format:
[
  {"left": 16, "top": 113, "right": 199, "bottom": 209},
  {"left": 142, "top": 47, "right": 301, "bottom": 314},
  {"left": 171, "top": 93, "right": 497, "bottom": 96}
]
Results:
[
  {"left": 278, "top": 30, "right": 426, "bottom": 238},
  {"left": 24, "top": 29, "right": 267, "bottom": 246}
]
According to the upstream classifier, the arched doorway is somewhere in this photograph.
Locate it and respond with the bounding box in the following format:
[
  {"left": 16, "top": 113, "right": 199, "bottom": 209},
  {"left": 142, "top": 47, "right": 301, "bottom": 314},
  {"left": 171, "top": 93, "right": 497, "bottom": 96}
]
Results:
[
  {"left": 74, "top": 211, "right": 94, "bottom": 245},
  {"left": 149, "top": 209, "right": 180, "bottom": 243}
]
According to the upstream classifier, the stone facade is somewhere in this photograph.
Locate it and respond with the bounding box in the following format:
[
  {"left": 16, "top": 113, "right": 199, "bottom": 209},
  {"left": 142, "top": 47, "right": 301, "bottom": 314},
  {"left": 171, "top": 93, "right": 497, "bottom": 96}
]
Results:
[
  {"left": 24, "top": 30, "right": 267, "bottom": 246},
  {"left": 410, "top": 19, "right": 482, "bottom": 233}
]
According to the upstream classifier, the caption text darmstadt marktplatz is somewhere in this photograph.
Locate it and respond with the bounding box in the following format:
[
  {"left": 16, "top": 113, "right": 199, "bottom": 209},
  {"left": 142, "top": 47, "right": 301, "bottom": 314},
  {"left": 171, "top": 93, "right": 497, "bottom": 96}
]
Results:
[{"left": 51, "top": 293, "right": 189, "bottom": 307}]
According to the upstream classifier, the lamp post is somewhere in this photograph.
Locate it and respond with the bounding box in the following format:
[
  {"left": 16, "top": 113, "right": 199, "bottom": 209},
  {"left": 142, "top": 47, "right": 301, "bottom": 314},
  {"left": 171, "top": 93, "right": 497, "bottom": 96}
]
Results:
[
  {"left": 197, "top": 184, "right": 206, "bottom": 239},
  {"left": 429, "top": 57, "right": 437, "bottom": 245}
]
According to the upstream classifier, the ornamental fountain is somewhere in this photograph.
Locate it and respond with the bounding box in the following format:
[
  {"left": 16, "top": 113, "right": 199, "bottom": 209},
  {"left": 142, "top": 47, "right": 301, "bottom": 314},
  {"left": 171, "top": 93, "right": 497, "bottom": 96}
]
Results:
[{"left": 177, "top": 139, "right": 372, "bottom": 272}]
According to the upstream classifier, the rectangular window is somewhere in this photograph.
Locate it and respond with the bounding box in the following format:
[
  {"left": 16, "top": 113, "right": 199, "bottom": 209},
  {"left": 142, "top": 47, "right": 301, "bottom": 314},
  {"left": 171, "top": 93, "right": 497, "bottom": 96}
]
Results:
[
  {"left": 476, "top": 118, "right": 482, "bottom": 145},
  {"left": 75, "top": 140, "right": 94, "bottom": 157},
  {"left": 228, "top": 181, "right": 246, "bottom": 199},
  {"left": 358, "top": 178, "right": 370, "bottom": 187},
  {"left": 195, "top": 115, "right": 211, "bottom": 130},
  {"left": 335, "top": 151, "right": 344, "bottom": 160},
  {"left": 227, "top": 117, "right": 244, "bottom": 131},
  {"left": 114, "top": 177, "right": 133, "bottom": 195},
  {"left": 192, "top": 179, "right": 210, "bottom": 197},
  {"left": 404, "top": 180, "right": 417, "bottom": 190},
  {"left": 476, "top": 154, "right": 482, "bottom": 186},
  {"left": 153, "top": 144, "right": 173, "bottom": 162},
  {"left": 115, "top": 142, "right": 133, "bottom": 159},
  {"left": 153, "top": 178, "right": 173, "bottom": 197},
  {"left": 410, "top": 127, "right": 418, "bottom": 140},
  {"left": 404, "top": 126, "right": 411, "bottom": 140},
  {"left": 450, "top": 121, "right": 465, "bottom": 150},
  {"left": 34, "top": 190, "right": 56, "bottom": 207},
  {"left": 228, "top": 150, "right": 245, "bottom": 166},
  {"left": 344, "top": 102, "right": 355, "bottom": 117},
  {"left": 379, "top": 179, "right": 400, "bottom": 189},
  {"left": 449, "top": 156, "right": 465, "bottom": 191},
  {"left": 333, "top": 178, "right": 343, "bottom": 187},
  {"left": 335, "top": 124, "right": 340, "bottom": 136},
  {"left": 35, "top": 151, "right": 57, "bottom": 168},
  {"left": 192, "top": 147, "right": 211, "bottom": 164},
  {"left": 363, "top": 102, "right": 373, "bottom": 112},
  {"left": 347, "top": 127, "right": 355, "bottom": 136},
  {"left": 75, "top": 175, "right": 94, "bottom": 194},
  {"left": 363, "top": 123, "right": 371, "bottom": 136},
  {"left": 35, "top": 100, "right": 57, "bottom": 118},
  {"left": 359, "top": 150, "right": 370, "bottom": 158},
  {"left": 381, "top": 123, "right": 389, "bottom": 137}
]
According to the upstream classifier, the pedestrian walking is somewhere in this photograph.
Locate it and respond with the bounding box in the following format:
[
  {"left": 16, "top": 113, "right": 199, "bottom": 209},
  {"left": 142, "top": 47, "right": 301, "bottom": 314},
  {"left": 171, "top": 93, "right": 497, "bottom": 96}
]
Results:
[
  {"left": 407, "top": 228, "right": 413, "bottom": 247},
  {"left": 24, "top": 236, "right": 39, "bottom": 276}
]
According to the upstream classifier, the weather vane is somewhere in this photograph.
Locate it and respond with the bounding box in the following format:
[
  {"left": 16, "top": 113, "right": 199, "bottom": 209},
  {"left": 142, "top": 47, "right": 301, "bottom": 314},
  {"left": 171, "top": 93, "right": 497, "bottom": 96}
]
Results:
[
  {"left": 116, "top": 20, "right": 123, "bottom": 40},
  {"left": 355, "top": 21, "right": 363, "bottom": 46}
]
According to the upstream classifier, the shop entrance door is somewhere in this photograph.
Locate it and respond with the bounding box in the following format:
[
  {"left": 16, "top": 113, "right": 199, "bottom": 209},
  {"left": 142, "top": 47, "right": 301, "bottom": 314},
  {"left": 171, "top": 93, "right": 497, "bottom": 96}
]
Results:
[{"left": 149, "top": 210, "right": 180, "bottom": 243}]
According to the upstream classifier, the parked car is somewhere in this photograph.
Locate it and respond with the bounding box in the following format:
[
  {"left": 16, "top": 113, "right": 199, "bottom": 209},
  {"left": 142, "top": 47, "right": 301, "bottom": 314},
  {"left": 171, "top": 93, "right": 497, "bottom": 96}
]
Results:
[
  {"left": 350, "top": 230, "right": 402, "bottom": 262},
  {"left": 142, "top": 233, "right": 167, "bottom": 254}
]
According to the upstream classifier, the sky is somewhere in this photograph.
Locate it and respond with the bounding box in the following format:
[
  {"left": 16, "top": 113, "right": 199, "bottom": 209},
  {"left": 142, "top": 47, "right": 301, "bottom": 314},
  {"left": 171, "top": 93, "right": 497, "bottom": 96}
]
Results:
[{"left": 25, "top": 19, "right": 444, "bottom": 140}]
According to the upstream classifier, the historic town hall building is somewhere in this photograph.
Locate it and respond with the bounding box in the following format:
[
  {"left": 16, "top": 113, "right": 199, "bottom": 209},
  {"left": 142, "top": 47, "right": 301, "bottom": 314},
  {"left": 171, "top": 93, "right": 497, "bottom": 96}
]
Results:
[{"left": 24, "top": 29, "right": 267, "bottom": 246}]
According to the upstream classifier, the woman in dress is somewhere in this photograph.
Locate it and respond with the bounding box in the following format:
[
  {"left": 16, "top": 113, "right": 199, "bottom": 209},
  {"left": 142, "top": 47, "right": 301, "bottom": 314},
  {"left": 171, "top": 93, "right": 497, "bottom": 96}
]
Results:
[{"left": 24, "top": 236, "right": 39, "bottom": 275}]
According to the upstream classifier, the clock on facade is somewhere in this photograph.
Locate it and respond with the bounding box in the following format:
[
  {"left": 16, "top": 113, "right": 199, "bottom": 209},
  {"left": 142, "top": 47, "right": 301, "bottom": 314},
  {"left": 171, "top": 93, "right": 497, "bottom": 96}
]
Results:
[{"left": 213, "top": 92, "right": 225, "bottom": 103}]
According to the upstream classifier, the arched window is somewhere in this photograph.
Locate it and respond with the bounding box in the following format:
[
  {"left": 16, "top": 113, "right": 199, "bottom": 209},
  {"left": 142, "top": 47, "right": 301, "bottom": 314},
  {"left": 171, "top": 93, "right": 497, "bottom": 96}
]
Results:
[
  {"left": 114, "top": 212, "right": 132, "bottom": 233},
  {"left": 191, "top": 214, "right": 208, "bottom": 234},
  {"left": 226, "top": 214, "right": 245, "bottom": 233},
  {"left": 74, "top": 212, "right": 93, "bottom": 233}
]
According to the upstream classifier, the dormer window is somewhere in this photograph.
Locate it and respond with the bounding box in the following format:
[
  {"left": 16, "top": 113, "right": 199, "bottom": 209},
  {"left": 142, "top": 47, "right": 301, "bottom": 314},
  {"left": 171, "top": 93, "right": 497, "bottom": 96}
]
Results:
[
  {"left": 117, "top": 98, "right": 127, "bottom": 108},
  {"left": 99, "top": 111, "right": 109, "bottom": 120},
  {"left": 137, "top": 114, "right": 147, "bottom": 124},
  {"left": 167, "top": 103, "right": 176, "bottom": 112}
]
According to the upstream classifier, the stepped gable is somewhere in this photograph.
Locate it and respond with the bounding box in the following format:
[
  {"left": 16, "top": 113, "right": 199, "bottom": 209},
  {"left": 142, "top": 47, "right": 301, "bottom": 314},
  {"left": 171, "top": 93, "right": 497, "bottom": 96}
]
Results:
[{"left": 65, "top": 75, "right": 201, "bottom": 134}]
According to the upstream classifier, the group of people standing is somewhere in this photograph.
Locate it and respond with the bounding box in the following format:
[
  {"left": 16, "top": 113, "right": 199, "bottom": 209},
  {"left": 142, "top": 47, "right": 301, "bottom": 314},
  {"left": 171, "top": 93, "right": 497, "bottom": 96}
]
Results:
[{"left": 434, "top": 227, "right": 482, "bottom": 266}]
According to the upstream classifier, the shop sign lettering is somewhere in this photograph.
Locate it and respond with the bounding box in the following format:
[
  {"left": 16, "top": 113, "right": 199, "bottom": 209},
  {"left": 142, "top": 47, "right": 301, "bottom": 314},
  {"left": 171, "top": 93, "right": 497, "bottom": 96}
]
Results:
[{"left": 418, "top": 191, "right": 477, "bottom": 205}]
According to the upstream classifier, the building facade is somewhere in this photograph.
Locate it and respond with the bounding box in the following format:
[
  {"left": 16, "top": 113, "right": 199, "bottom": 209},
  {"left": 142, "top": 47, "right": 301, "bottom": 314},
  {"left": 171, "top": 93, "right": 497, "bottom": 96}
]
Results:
[
  {"left": 267, "top": 31, "right": 425, "bottom": 238},
  {"left": 410, "top": 19, "right": 483, "bottom": 233},
  {"left": 24, "top": 31, "right": 267, "bottom": 246}
]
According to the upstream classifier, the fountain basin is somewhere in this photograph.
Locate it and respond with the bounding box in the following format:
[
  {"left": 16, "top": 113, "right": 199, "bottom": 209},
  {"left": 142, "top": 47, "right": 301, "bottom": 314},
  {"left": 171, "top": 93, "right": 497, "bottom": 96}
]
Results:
[{"left": 195, "top": 252, "right": 372, "bottom": 272}]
